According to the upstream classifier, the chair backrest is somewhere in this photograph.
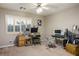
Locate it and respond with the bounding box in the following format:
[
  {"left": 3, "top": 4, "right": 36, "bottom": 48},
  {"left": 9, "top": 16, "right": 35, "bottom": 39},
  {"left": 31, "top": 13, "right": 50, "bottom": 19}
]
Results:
[{"left": 67, "top": 31, "right": 75, "bottom": 44}]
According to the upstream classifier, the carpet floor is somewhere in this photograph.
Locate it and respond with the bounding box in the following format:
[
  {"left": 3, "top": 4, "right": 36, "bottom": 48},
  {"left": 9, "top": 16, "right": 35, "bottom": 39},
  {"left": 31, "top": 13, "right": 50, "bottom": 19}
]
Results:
[{"left": 0, "top": 45, "right": 73, "bottom": 56}]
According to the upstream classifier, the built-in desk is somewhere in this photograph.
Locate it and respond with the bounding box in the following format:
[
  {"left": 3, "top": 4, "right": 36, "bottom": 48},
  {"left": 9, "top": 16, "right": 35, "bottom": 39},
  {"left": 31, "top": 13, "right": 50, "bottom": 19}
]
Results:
[
  {"left": 52, "top": 34, "right": 64, "bottom": 46},
  {"left": 52, "top": 34, "right": 64, "bottom": 38}
]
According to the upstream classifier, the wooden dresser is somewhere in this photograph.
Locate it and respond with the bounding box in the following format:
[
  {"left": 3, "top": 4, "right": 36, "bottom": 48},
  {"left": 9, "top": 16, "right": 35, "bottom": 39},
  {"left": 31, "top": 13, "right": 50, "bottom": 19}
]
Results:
[
  {"left": 18, "top": 34, "right": 26, "bottom": 47},
  {"left": 66, "top": 43, "right": 79, "bottom": 56}
]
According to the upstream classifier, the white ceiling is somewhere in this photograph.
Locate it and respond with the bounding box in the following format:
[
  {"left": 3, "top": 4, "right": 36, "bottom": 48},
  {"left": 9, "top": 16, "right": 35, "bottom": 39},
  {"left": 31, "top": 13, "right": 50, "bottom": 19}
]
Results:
[{"left": 0, "top": 3, "right": 78, "bottom": 16}]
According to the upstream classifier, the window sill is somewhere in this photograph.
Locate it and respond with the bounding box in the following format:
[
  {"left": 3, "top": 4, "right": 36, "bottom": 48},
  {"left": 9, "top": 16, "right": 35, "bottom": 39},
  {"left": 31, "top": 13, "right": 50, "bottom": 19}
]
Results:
[{"left": 6, "top": 32, "right": 23, "bottom": 35}]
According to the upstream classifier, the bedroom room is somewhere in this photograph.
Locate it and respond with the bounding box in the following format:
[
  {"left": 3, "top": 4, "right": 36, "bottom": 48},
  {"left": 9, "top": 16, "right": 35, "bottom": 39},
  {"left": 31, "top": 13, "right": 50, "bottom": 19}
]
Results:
[{"left": 0, "top": 3, "right": 79, "bottom": 56}]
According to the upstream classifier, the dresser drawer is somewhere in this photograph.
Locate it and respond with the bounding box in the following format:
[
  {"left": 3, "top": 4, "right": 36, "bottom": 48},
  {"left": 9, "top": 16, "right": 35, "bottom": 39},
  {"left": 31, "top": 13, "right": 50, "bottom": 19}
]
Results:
[
  {"left": 18, "top": 41, "right": 26, "bottom": 46},
  {"left": 18, "top": 35, "right": 26, "bottom": 47},
  {"left": 19, "top": 37, "right": 26, "bottom": 40}
]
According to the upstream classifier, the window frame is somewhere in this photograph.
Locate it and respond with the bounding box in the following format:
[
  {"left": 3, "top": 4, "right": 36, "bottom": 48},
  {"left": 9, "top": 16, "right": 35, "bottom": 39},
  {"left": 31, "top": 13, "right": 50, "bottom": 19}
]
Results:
[{"left": 5, "top": 15, "right": 32, "bottom": 34}]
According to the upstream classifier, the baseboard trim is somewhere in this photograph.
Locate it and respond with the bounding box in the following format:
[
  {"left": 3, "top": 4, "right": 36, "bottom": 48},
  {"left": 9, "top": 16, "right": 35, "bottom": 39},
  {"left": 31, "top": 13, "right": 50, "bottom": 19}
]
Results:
[{"left": 0, "top": 44, "right": 15, "bottom": 48}]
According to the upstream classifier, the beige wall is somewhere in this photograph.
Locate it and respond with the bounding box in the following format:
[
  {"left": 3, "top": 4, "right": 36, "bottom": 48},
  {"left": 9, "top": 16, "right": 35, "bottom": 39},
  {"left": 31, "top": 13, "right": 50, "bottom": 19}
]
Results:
[
  {"left": 0, "top": 8, "right": 45, "bottom": 47},
  {"left": 1, "top": 5, "right": 79, "bottom": 47},
  {"left": 44, "top": 5, "right": 79, "bottom": 39}
]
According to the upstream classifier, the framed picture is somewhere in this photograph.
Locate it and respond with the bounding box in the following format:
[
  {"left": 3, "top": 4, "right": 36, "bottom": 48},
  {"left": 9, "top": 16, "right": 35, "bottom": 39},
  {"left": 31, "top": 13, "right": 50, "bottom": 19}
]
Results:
[{"left": 37, "top": 19, "right": 42, "bottom": 26}]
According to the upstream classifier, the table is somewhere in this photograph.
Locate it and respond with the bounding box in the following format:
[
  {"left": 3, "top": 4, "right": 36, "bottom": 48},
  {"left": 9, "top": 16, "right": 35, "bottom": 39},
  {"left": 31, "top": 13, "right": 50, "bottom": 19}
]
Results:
[{"left": 52, "top": 34, "right": 64, "bottom": 46}]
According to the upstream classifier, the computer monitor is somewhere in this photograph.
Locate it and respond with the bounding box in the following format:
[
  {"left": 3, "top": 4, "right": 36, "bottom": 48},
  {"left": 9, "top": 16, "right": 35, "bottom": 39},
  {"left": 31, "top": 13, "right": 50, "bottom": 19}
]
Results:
[
  {"left": 31, "top": 27, "right": 38, "bottom": 33},
  {"left": 26, "top": 28, "right": 29, "bottom": 31},
  {"left": 55, "top": 30, "right": 61, "bottom": 34}
]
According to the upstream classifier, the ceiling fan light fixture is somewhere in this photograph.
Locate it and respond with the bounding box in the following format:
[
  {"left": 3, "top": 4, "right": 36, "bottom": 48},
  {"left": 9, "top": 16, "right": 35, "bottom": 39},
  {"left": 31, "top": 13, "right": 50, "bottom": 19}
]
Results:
[{"left": 36, "top": 7, "right": 43, "bottom": 14}]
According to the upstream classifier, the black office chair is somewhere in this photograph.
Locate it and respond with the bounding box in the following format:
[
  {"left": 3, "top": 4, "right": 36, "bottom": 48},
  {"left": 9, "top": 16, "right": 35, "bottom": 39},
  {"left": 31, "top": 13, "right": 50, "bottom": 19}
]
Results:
[{"left": 32, "top": 35, "right": 41, "bottom": 45}]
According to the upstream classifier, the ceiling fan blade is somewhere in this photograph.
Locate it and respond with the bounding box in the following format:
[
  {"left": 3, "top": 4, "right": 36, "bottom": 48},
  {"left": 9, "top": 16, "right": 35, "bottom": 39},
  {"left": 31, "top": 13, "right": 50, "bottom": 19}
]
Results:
[
  {"left": 42, "top": 7, "right": 49, "bottom": 10},
  {"left": 32, "top": 3, "right": 37, "bottom": 7},
  {"left": 41, "top": 3, "right": 48, "bottom": 6},
  {"left": 26, "top": 3, "right": 37, "bottom": 10}
]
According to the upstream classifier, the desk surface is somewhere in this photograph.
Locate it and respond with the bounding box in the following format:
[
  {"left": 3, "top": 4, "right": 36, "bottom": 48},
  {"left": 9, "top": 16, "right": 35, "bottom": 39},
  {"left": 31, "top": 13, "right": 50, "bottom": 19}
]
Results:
[{"left": 52, "top": 34, "right": 64, "bottom": 38}]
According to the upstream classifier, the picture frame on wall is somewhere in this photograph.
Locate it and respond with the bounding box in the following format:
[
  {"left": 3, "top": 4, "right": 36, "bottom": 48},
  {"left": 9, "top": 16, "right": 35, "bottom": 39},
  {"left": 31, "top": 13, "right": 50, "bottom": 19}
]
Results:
[{"left": 37, "top": 19, "right": 42, "bottom": 26}]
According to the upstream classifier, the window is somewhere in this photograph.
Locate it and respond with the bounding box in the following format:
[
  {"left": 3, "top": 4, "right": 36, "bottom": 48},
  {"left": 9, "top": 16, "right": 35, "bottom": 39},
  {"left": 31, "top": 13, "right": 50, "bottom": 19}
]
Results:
[
  {"left": 6, "top": 15, "right": 32, "bottom": 33},
  {"left": 15, "top": 18, "right": 21, "bottom": 32},
  {"left": 6, "top": 15, "right": 14, "bottom": 32}
]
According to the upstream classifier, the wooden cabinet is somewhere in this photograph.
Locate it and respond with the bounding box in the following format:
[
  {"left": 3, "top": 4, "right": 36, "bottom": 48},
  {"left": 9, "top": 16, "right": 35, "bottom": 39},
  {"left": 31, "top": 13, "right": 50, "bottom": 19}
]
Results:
[
  {"left": 18, "top": 35, "right": 26, "bottom": 47},
  {"left": 66, "top": 44, "right": 79, "bottom": 55}
]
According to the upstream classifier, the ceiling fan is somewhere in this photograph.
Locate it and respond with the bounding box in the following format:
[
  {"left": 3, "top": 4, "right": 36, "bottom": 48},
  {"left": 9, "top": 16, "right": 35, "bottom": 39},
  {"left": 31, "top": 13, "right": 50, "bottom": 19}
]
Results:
[{"left": 33, "top": 3, "right": 49, "bottom": 14}]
